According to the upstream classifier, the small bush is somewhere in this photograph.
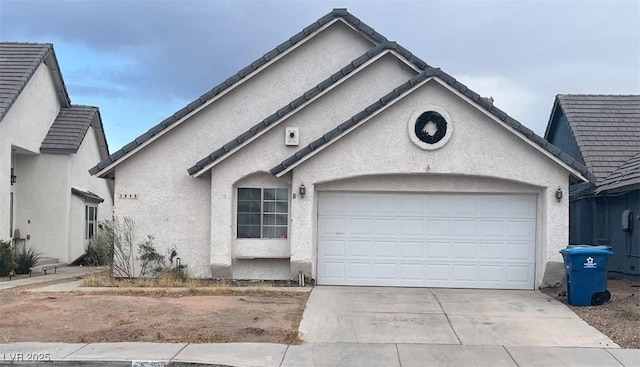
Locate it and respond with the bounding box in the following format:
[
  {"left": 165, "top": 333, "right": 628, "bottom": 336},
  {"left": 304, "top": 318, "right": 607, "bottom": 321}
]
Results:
[
  {"left": 84, "top": 229, "right": 114, "bottom": 266},
  {"left": 0, "top": 240, "right": 17, "bottom": 276},
  {"left": 14, "top": 245, "right": 42, "bottom": 274}
]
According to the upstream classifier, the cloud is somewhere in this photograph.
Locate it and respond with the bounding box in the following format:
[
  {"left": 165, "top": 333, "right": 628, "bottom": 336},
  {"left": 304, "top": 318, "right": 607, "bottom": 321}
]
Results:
[{"left": 455, "top": 74, "right": 548, "bottom": 134}]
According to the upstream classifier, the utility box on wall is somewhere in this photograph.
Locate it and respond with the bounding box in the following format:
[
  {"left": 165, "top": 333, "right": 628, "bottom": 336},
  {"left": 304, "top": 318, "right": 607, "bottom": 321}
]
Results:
[{"left": 285, "top": 127, "right": 299, "bottom": 146}]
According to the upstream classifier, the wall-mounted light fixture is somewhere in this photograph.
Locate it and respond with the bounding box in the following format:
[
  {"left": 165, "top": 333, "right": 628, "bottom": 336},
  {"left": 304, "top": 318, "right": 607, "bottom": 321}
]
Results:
[
  {"left": 299, "top": 183, "right": 306, "bottom": 198},
  {"left": 555, "top": 187, "right": 563, "bottom": 202},
  {"left": 10, "top": 168, "right": 16, "bottom": 185}
]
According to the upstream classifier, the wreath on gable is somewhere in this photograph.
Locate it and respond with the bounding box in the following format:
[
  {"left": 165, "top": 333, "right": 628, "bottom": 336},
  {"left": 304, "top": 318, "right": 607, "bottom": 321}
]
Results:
[{"left": 415, "top": 111, "right": 447, "bottom": 144}]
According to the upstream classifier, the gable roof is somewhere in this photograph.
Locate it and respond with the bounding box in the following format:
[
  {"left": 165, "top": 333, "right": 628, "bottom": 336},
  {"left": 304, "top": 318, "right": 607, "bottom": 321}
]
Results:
[
  {"left": 187, "top": 41, "right": 429, "bottom": 176},
  {"left": 89, "top": 8, "right": 388, "bottom": 177},
  {"left": 269, "top": 70, "right": 595, "bottom": 183},
  {"left": 546, "top": 94, "right": 640, "bottom": 182},
  {"left": 596, "top": 152, "right": 640, "bottom": 193},
  {"left": 0, "top": 42, "right": 71, "bottom": 122},
  {"left": 40, "top": 105, "right": 110, "bottom": 159}
]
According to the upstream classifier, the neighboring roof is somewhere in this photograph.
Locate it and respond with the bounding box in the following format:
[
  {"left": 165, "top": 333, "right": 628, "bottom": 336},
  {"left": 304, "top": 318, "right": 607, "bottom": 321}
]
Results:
[
  {"left": 0, "top": 42, "right": 71, "bottom": 122},
  {"left": 270, "top": 69, "right": 596, "bottom": 183},
  {"left": 40, "top": 106, "right": 110, "bottom": 158},
  {"left": 596, "top": 152, "right": 640, "bottom": 193},
  {"left": 548, "top": 94, "right": 640, "bottom": 182},
  {"left": 71, "top": 188, "right": 104, "bottom": 204},
  {"left": 187, "top": 41, "right": 430, "bottom": 176},
  {"left": 89, "top": 8, "right": 387, "bottom": 177}
]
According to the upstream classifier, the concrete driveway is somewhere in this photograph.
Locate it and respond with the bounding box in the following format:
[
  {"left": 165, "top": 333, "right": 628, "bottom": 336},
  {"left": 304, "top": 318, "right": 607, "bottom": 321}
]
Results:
[{"left": 299, "top": 286, "right": 618, "bottom": 347}]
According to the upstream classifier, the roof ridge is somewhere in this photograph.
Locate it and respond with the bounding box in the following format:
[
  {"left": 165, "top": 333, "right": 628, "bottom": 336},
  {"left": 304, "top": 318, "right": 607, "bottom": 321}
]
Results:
[
  {"left": 270, "top": 68, "right": 595, "bottom": 182},
  {"left": 90, "top": 9, "right": 390, "bottom": 177}
]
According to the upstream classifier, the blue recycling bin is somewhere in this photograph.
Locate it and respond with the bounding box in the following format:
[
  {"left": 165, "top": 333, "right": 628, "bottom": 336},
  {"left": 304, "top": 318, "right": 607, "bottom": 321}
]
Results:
[{"left": 560, "top": 245, "right": 613, "bottom": 306}]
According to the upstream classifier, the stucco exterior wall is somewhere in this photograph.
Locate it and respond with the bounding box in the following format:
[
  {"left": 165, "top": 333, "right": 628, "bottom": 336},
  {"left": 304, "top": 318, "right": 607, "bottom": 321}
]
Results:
[
  {"left": 13, "top": 153, "right": 70, "bottom": 261},
  {"left": 110, "top": 23, "right": 381, "bottom": 277},
  {"left": 208, "top": 53, "right": 417, "bottom": 277},
  {"left": 287, "top": 80, "right": 570, "bottom": 287},
  {"left": 0, "top": 63, "right": 61, "bottom": 240}
]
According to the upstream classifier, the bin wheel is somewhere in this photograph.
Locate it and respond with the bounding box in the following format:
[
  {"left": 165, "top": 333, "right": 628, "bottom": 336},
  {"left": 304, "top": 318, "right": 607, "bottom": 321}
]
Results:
[
  {"left": 591, "top": 292, "right": 606, "bottom": 306},
  {"left": 603, "top": 290, "right": 611, "bottom": 302}
]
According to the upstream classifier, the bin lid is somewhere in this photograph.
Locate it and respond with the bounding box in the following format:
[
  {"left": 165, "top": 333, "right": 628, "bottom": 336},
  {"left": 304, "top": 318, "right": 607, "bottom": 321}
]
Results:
[{"left": 560, "top": 245, "right": 613, "bottom": 255}]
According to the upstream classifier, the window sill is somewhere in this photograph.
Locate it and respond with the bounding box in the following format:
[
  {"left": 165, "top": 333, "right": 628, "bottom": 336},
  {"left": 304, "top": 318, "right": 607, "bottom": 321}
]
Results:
[{"left": 233, "top": 238, "right": 290, "bottom": 259}]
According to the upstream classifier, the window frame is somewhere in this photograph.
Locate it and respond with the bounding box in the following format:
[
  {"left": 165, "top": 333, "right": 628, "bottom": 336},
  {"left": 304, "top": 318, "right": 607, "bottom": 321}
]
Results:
[
  {"left": 236, "top": 187, "right": 289, "bottom": 239},
  {"left": 85, "top": 204, "right": 98, "bottom": 240}
]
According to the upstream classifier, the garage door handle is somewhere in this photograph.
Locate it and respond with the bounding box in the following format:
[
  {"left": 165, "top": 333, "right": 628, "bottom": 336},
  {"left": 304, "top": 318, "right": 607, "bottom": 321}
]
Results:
[{"left": 335, "top": 232, "right": 344, "bottom": 235}]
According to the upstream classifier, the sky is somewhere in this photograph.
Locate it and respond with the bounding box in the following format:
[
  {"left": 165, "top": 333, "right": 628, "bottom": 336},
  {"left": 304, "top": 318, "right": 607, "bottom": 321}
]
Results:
[{"left": 1, "top": 0, "right": 638, "bottom": 151}]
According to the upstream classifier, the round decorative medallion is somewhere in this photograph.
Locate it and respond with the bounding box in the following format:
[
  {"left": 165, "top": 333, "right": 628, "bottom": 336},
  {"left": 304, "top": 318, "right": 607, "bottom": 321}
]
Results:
[
  {"left": 415, "top": 111, "right": 447, "bottom": 144},
  {"left": 408, "top": 106, "right": 453, "bottom": 150}
]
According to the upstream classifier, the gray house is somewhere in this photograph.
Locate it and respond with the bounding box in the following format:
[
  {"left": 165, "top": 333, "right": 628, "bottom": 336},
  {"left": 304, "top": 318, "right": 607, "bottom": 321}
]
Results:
[{"left": 545, "top": 94, "right": 640, "bottom": 276}]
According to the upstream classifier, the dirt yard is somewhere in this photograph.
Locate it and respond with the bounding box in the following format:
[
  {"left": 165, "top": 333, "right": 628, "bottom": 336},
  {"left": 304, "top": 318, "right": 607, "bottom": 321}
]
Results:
[
  {"left": 542, "top": 277, "right": 640, "bottom": 349},
  {"left": 0, "top": 290, "right": 309, "bottom": 344}
]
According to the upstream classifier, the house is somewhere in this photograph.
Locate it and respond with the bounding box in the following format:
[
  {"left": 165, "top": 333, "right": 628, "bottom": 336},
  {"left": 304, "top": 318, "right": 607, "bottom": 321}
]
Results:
[
  {"left": 0, "top": 42, "right": 113, "bottom": 264},
  {"left": 545, "top": 95, "right": 640, "bottom": 276},
  {"left": 89, "top": 9, "right": 593, "bottom": 289}
]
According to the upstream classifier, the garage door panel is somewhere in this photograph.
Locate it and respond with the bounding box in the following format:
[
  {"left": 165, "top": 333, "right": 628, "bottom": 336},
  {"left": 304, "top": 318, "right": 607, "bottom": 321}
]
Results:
[
  {"left": 399, "top": 241, "right": 424, "bottom": 259},
  {"left": 373, "top": 240, "right": 398, "bottom": 258},
  {"left": 400, "top": 219, "right": 425, "bottom": 236},
  {"left": 452, "top": 242, "right": 478, "bottom": 260},
  {"left": 346, "top": 240, "right": 372, "bottom": 257},
  {"left": 373, "top": 263, "right": 397, "bottom": 280},
  {"left": 318, "top": 192, "right": 536, "bottom": 289},
  {"left": 374, "top": 218, "right": 398, "bottom": 235},
  {"left": 426, "top": 264, "right": 450, "bottom": 280},
  {"left": 346, "top": 262, "right": 371, "bottom": 279},
  {"left": 347, "top": 218, "right": 372, "bottom": 235},
  {"left": 319, "top": 217, "right": 346, "bottom": 236},
  {"left": 320, "top": 239, "right": 346, "bottom": 257},
  {"left": 452, "top": 219, "right": 478, "bottom": 236},
  {"left": 479, "top": 243, "right": 505, "bottom": 260},
  {"left": 427, "top": 219, "right": 451, "bottom": 236},
  {"left": 427, "top": 241, "right": 451, "bottom": 259}
]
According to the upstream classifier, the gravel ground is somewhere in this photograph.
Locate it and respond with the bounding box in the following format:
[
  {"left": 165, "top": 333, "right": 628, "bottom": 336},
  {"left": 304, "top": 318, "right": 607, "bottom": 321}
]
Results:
[{"left": 541, "top": 277, "right": 640, "bottom": 349}]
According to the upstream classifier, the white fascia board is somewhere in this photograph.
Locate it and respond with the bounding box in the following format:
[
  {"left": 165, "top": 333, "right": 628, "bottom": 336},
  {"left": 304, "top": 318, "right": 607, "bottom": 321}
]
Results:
[
  {"left": 275, "top": 77, "right": 434, "bottom": 177},
  {"left": 433, "top": 79, "right": 590, "bottom": 183},
  {"left": 94, "top": 18, "right": 344, "bottom": 179},
  {"left": 192, "top": 49, "right": 399, "bottom": 178}
]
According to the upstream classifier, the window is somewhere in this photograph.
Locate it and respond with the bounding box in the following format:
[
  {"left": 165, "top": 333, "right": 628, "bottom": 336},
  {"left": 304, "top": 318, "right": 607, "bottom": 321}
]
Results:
[
  {"left": 85, "top": 205, "right": 98, "bottom": 239},
  {"left": 237, "top": 188, "right": 288, "bottom": 238}
]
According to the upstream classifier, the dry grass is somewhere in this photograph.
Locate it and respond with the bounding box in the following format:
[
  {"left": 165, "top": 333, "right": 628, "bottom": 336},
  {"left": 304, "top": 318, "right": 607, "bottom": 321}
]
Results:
[
  {"left": 81, "top": 273, "right": 205, "bottom": 288},
  {"left": 72, "top": 287, "right": 308, "bottom": 298},
  {"left": 0, "top": 335, "right": 9, "bottom": 343}
]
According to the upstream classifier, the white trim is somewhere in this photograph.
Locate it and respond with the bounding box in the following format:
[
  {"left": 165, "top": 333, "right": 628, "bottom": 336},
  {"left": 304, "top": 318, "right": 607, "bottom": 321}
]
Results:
[
  {"left": 94, "top": 18, "right": 346, "bottom": 178},
  {"left": 192, "top": 49, "right": 409, "bottom": 177}
]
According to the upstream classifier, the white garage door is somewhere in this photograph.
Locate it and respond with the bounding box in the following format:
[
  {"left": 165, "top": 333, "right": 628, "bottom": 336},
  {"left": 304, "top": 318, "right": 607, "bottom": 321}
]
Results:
[{"left": 317, "top": 192, "right": 536, "bottom": 289}]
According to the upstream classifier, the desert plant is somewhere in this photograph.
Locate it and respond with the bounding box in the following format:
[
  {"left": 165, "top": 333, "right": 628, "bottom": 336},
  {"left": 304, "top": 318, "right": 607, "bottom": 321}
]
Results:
[
  {"left": 0, "top": 240, "right": 17, "bottom": 276},
  {"left": 138, "top": 236, "right": 166, "bottom": 276},
  {"left": 84, "top": 229, "right": 114, "bottom": 266},
  {"left": 14, "top": 245, "right": 42, "bottom": 274}
]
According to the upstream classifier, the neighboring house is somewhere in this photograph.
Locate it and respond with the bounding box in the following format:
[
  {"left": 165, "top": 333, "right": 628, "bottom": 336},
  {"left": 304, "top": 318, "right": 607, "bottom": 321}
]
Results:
[
  {"left": 545, "top": 95, "right": 640, "bottom": 276},
  {"left": 0, "top": 42, "right": 113, "bottom": 264},
  {"left": 90, "top": 9, "right": 592, "bottom": 289}
]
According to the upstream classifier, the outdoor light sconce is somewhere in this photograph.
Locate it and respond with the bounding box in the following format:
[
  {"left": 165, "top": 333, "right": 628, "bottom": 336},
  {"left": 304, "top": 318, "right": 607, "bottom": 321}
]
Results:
[
  {"left": 299, "top": 184, "right": 306, "bottom": 198},
  {"left": 10, "top": 168, "right": 16, "bottom": 185},
  {"left": 555, "top": 187, "right": 563, "bottom": 202}
]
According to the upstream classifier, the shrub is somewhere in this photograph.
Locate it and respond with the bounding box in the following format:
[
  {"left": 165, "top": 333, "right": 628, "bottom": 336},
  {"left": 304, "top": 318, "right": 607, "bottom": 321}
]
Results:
[
  {"left": 0, "top": 240, "right": 17, "bottom": 277},
  {"left": 14, "top": 245, "right": 42, "bottom": 274}
]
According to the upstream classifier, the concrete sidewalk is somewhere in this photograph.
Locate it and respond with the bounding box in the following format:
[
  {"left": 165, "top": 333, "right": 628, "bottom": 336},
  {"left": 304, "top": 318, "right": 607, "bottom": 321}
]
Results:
[
  {"left": 0, "top": 266, "right": 104, "bottom": 291},
  {"left": 0, "top": 342, "right": 638, "bottom": 366}
]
